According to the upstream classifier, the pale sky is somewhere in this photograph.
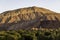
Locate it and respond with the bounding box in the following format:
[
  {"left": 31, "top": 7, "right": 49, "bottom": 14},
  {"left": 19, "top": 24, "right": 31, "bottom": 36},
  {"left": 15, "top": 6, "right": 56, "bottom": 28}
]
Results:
[{"left": 0, "top": 0, "right": 60, "bottom": 13}]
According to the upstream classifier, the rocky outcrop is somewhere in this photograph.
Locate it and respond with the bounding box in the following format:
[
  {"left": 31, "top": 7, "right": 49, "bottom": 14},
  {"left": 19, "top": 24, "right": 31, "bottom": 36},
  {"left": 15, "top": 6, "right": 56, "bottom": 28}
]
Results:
[{"left": 0, "top": 6, "right": 60, "bottom": 30}]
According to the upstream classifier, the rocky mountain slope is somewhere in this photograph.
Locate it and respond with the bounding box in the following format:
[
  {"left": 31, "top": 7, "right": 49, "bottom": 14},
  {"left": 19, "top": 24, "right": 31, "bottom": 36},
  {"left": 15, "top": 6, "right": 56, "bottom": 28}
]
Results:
[{"left": 0, "top": 6, "right": 60, "bottom": 30}]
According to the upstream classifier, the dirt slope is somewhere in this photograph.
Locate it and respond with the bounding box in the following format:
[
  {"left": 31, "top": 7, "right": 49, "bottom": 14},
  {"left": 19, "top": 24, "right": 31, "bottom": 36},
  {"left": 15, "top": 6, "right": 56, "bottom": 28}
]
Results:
[{"left": 0, "top": 6, "right": 60, "bottom": 30}]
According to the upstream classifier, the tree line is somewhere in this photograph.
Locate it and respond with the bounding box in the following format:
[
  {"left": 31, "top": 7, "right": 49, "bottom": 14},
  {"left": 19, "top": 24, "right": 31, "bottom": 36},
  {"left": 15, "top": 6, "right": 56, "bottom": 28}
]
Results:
[{"left": 0, "top": 28, "right": 60, "bottom": 40}]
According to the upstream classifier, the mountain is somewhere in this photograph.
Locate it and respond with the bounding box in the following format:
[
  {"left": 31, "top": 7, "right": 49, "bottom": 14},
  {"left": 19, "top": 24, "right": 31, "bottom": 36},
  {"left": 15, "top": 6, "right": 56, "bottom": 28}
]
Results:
[{"left": 0, "top": 6, "right": 60, "bottom": 30}]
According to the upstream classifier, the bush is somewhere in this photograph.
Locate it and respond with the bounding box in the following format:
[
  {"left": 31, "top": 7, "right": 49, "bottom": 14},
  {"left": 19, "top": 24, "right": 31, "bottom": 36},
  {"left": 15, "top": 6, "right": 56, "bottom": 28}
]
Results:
[{"left": 0, "top": 28, "right": 60, "bottom": 40}]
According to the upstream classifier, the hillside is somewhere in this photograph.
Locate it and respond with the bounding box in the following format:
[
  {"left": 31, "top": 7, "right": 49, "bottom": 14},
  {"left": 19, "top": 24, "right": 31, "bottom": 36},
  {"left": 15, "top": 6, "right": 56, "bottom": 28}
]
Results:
[{"left": 0, "top": 6, "right": 60, "bottom": 30}]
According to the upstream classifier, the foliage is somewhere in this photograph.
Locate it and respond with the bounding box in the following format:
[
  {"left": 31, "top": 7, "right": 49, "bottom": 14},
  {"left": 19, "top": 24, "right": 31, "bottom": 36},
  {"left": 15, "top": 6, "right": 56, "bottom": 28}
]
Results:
[{"left": 0, "top": 28, "right": 60, "bottom": 40}]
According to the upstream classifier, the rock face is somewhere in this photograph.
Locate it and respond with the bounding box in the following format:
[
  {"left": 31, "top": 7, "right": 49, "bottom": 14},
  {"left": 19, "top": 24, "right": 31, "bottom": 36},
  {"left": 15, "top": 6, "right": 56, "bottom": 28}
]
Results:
[{"left": 0, "top": 6, "right": 60, "bottom": 30}]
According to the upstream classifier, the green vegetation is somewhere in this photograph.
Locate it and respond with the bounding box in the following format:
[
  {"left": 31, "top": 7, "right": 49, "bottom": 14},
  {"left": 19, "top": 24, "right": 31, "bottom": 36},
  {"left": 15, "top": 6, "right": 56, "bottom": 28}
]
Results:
[{"left": 0, "top": 28, "right": 60, "bottom": 40}]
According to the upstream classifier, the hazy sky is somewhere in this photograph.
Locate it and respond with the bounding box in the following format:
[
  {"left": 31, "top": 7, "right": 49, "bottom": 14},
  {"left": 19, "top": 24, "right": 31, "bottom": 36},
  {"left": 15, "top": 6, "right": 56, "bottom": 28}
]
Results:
[{"left": 0, "top": 0, "right": 60, "bottom": 13}]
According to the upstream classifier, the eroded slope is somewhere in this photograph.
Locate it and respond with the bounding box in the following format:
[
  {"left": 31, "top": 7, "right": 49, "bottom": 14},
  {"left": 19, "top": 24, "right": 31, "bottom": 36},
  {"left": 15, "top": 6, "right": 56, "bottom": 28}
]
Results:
[{"left": 0, "top": 6, "right": 60, "bottom": 30}]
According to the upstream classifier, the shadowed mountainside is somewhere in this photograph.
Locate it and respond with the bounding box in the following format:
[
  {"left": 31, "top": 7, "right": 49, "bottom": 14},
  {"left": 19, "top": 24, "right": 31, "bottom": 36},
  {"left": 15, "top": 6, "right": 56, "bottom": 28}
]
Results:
[{"left": 0, "top": 6, "right": 60, "bottom": 30}]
